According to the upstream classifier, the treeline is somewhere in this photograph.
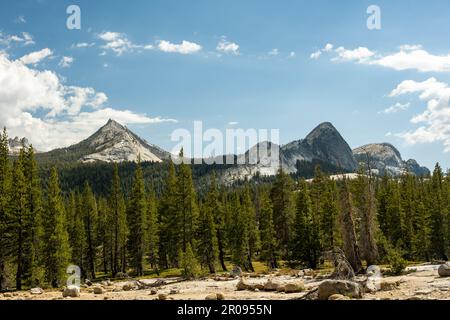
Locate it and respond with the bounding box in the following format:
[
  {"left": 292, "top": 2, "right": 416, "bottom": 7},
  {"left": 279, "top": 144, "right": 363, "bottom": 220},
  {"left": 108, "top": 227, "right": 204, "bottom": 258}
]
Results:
[{"left": 1, "top": 127, "right": 450, "bottom": 290}]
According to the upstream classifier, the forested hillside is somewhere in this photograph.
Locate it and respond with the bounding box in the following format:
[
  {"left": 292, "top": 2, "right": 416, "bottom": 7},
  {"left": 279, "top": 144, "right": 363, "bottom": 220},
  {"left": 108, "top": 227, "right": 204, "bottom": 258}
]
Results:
[{"left": 1, "top": 128, "right": 449, "bottom": 290}]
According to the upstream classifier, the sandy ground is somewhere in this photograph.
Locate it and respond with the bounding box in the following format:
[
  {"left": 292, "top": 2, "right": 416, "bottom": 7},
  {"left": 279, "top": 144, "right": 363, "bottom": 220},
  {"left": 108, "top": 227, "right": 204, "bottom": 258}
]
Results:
[{"left": 1, "top": 264, "right": 449, "bottom": 300}]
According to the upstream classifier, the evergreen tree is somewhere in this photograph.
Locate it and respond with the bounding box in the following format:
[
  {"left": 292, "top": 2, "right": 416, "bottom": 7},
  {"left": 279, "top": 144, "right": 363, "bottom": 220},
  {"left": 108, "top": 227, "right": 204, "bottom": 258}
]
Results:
[
  {"left": 158, "top": 161, "right": 179, "bottom": 268},
  {"left": 270, "top": 167, "right": 295, "bottom": 258},
  {"left": 429, "top": 163, "right": 447, "bottom": 260},
  {"left": 258, "top": 191, "right": 278, "bottom": 269},
  {"left": 42, "top": 168, "right": 71, "bottom": 287},
  {"left": 67, "top": 191, "right": 86, "bottom": 278},
  {"left": 352, "top": 170, "right": 379, "bottom": 266},
  {"left": 127, "top": 159, "right": 147, "bottom": 276},
  {"left": 179, "top": 243, "right": 200, "bottom": 279},
  {"left": 145, "top": 189, "right": 159, "bottom": 273},
  {"left": 109, "top": 164, "right": 128, "bottom": 276},
  {"left": 175, "top": 149, "right": 199, "bottom": 253},
  {"left": 11, "top": 148, "right": 30, "bottom": 290},
  {"left": 96, "top": 197, "right": 110, "bottom": 274},
  {"left": 196, "top": 201, "right": 218, "bottom": 273},
  {"left": 207, "top": 173, "right": 228, "bottom": 271},
  {"left": 292, "top": 180, "right": 321, "bottom": 268},
  {"left": 82, "top": 182, "right": 98, "bottom": 280},
  {"left": 242, "top": 186, "right": 260, "bottom": 272},
  {"left": 338, "top": 178, "right": 362, "bottom": 272},
  {"left": 0, "top": 128, "right": 11, "bottom": 290},
  {"left": 228, "top": 193, "right": 249, "bottom": 270}
]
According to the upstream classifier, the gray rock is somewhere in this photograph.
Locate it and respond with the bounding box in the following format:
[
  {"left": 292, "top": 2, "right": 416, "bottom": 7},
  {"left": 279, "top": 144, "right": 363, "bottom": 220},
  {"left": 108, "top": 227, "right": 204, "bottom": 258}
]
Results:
[
  {"left": 263, "top": 280, "right": 280, "bottom": 291},
  {"left": 205, "top": 293, "right": 218, "bottom": 300},
  {"left": 318, "top": 280, "right": 362, "bottom": 300},
  {"left": 63, "top": 286, "right": 80, "bottom": 298},
  {"left": 30, "top": 287, "right": 44, "bottom": 295},
  {"left": 231, "top": 266, "right": 243, "bottom": 277},
  {"left": 93, "top": 286, "right": 105, "bottom": 294},
  {"left": 122, "top": 281, "right": 137, "bottom": 291},
  {"left": 158, "top": 293, "right": 168, "bottom": 300},
  {"left": 438, "top": 264, "right": 450, "bottom": 277}
]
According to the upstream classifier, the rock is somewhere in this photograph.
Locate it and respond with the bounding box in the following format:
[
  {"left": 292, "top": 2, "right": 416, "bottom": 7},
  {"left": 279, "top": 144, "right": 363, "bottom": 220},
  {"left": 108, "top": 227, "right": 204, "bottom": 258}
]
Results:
[
  {"left": 122, "top": 281, "right": 137, "bottom": 291},
  {"left": 216, "top": 293, "right": 225, "bottom": 300},
  {"left": 114, "top": 272, "right": 129, "bottom": 280},
  {"left": 150, "top": 289, "right": 158, "bottom": 295},
  {"left": 380, "top": 280, "right": 400, "bottom": 291},
  {"left": 263, "top": 280, "right": 281, "bottom": 291},
  {"left": 438, "top": 264, "right": 450, "bottom": 277},
  {"left": 85, "top": 279, "right": 93, "bottom": 286},
  {"left": 415, "top": 288, "right": 434, "bottom": 295},
  {"left": 231, "top": 266, "right": 243, "bottom": 277},
  {"left": 318, "top": 280, "right": 362, "bottom": 300},
  {"left": 328, "top": 294, "right": 351, "bottom": 300},
  {"left": 3, "top": 293, "right": 12, "bottom": 298},
  {"left": 170, "top": 289, "right": 180, "bottom": 295},
  {"left": 236, "top": 279, "right": 249, "bottom": 291},
  {"left": 284, "top": 281, "right": 305, "bottom": 293},
  {"left": 93, "top": 286, "right": 105, "bottom": 294},
  {"left": 63, "top": 286, "right": 80, "bottom": 298},
  {"left": 158, "top": 293, "right": 167, "bottom": 300},
  {"left": 30, "top": 287, "right": 44, "bottom": 295},
  {"left": 205, "top": 293, "right": 218, "bottom": 300},
  {"left": 407, "top": 296, "right": 423, "bottom": 301},
  {"left": 254, "top": 288, "right": 260, "bottom": 292}
]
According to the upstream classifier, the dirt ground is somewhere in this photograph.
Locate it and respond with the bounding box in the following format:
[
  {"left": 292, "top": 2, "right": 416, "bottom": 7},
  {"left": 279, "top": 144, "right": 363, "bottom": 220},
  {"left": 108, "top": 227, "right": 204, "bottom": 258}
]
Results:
[{"left": 1, "top": 264, "right": 449, "bottom": 301}]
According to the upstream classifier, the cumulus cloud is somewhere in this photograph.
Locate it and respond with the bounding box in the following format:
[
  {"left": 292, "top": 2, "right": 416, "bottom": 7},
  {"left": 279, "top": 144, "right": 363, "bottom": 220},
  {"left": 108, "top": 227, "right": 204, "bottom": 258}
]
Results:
[
  {"left": 216, "top": 37, "right": 239, "bottom": 55},
  {"left": 98, "top": 31, "right": 138, "bottom": 56},
  {"left": 315, "top": 43, "right": 450, "bottom": 72},
  {"left": 15, "top": 16, "right": 26, "bottom": 24},
  {"left": 59, "top": 56, "right": 74, "bottom": 68},
  {"left": 0, "top": 32, "right": 34, "bottom": 46},
  {"left": 157, "top": 40, "right": 201, "bottom": 54},
  {"left": 333, "top": 46, "right": 375, "bottom": 63},
  {"left": 389, "top": 78, "right": 450, "bottom": 152},
  {"left": 310, "top": 43, "right": 334, "bottom": 59},
  {"left": 381, "top": 102, "right": 411, "bottom": 114},
  {"left": 19, "top": 48, "right": 53, "bottom": 65},
  {"left": 0, "top": 52, "right": 177, "bottom": 151}
]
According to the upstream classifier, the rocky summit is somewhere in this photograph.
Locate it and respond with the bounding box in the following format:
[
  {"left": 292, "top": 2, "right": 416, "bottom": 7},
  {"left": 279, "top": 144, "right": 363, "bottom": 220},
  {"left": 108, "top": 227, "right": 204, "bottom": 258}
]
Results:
[{"left": 353, "top": 143, "right": 430, "bottom": 176}]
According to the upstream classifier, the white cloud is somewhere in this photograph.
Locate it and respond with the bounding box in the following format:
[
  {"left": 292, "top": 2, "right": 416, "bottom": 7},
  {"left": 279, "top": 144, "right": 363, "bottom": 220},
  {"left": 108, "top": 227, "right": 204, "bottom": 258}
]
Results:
[
  {"left": 323, "top": 43, "right": 334, "bottom": 52},
  {"left": 157, "top": 40, "right": 201, "bottom": 54},
  {"left": 0, "top": 52, "right": 176, "bottom": 151},
  {"left": 382, "top": 102, "right": 411, "bottom": 114},
  {"left": 289, "top": 51, "right": 296, "bottom": 58},
  {"left": 216, "top": 37, "right": 239, "bottom": 55},
  {"left": 268, "top": 48, "right": 279, "bottom": 56},
  {"left": 59, "top": 56, "right": 74, "bottom": 68},
  {"left": 98, "top": 31, "right": 140, "bottom": 56},
  {"left": 333, "top": 46, "right": 375, "bottom": 63},
  {"left": 318, "top": 43, "right": 450, "bottom": 73},
  {"left": 19, "top": 48, "right": 53, "bottom": 65},
  {"left": 73, "top": 42, "right": 95, "bottom": 48},
  {"left": 310, "top": 50, "right": 322, "bottom": 60},
  {"left": 228, "top": 121, "right": 239, "bottom": 126},
  {"left": 0, "top": 32, "right": 34, "bottom": 46},
  {"left": 389, "top": 78, "right": 450, "bottom": 152}
]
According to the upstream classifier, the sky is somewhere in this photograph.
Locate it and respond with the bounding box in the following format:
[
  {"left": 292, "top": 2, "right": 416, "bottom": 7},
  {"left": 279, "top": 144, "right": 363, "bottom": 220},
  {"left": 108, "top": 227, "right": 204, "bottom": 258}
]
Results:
[{"left": 0, "top": 0, "right": 450, "bottom": 170}]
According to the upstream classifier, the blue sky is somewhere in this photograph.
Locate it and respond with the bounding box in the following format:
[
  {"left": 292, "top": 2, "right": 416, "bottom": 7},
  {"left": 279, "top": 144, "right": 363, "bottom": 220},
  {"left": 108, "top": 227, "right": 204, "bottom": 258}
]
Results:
[{"left": 1, "top": 0, "right": 450, "bottom": 169}]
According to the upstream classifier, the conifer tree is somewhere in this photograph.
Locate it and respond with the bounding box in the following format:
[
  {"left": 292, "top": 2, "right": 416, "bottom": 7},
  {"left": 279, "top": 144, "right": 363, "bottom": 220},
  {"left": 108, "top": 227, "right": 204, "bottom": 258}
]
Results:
[
  {"left": 82, "top": 182, "right": 98, "bottom": 280},
  {"left": 258, "top": 191, "right": 278, "bottom": 269},
  {"left": 196, "top": 201, "right": 218, "bottom": 273},
  {"left": 67, "top": 191, "right": 86, "bottom": 278},
  {"left": 42, "top": 168, "right": 71, "bottom": 288},
  {"left": 429, "top": 163, "right": 447, "bottom": 260},
  {"left": 24, "top": 146, "right": 44, "bottom": 286},
  {"left": 207, "top": 173, "right": 228, "bottom": 271},
  {"left": 127, "top": 159, "right": 147, "bottom": 276},
  {"left": 338, "top": 178, "right": 362, "bottom": 272},
  {"left": 242, "top": 186, "right": 260, "bottom": 272},
  {"left": 175, "top": 149, "right": 199, "bottom": 253},
  {"left": 145, "top": 190, "right": 159, "bottom": 273},
  {"left": 158, "top": 161, "right": 179, "bottom": 268},
  {"left": 179, "top": 243, "right": 200, "bottom": 279},
  {"left": 270, "top": 167, "right": 295, "bottom": 258},
  {"left": 292, "top": 180, "right": 321, "bottom": 268},
  {"left": 0, "top": 128, "right": 10, "bottom": 290},
  {"left": 11, "top": 148, "right": 30, "bottom": 290},
  {"left": 352, "top": 170, "right": 379, "bottom": 266},
  {"left": 228, "top": 193, "right": 250, "bottom": 270},
  {"left": 109, "top": 164, "right": 128, "bottom": 276},
  {"left": 96, "top": 197, "right": 110, "bottom": 274}
]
